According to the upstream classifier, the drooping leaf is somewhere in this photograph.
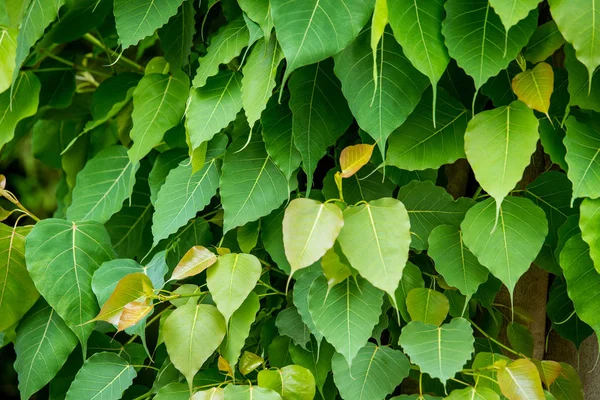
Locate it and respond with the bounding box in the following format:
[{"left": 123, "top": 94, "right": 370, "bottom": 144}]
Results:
[
  {"left": 337, "top": 198, "right": 411, "bottom": 299},
  {"left": 14, "top": 301, "right": 78, "bottom": 400},
  {"left": 275, "top": 306, "right": 311, "bottom": 350},
  {"left": 308, "top": 275, "right": 383, "bottom": 365},
  {"left": 271, "top": 0, "right": 374, "bottom": 83},
  {"left": 406, "top": 288, "right": 450, "bottom": 326},
  {"left": 0, "top": 72, "right": 40, "bottom": 150},
  {"left": 289, "top": 339, "right": 335, "bottom": 398},
  {"left": 396, "top": 180, "right": 475, "bottom": 250},
  {"left": 524, "top": 21, "right": 565, "bottom": 64},
  {"left": 65, "top": 352, "right": 136, "bottom": 400},
  {"left": 258, "top": 365, "right": 316, "bottom": 400},
  {"left": 262, "top": 206, "right": 292, "bottom": 275},
  {"left": 25, "top": 219, "right": 115, "bottom": 348},
  {"left": 221, "top": 292, "right": 260, "bottom": 370},
  {"left": 114, "top": 0, "right": 185, "bottom": 49},
  {"left": 239, "top": 0, "right": 272, "bottom": 37},
  {"left": 148, "top": 148, "right": 188, "bottom": 205},
  {"left": 506, "top": 322, "right": 534, "bottom": 357},
  {"left": 163, "top": 303, "right": 227, "bottom": 388},
  {"left": 0, "top": 27, "right": 17, "bottom": 93},
  {"left": 489, "top": 0, "right": 541, "bottom": 33},
  {"left": 157, "top": 0, "right": 196, "bottom": 70},
  {"left": 546, "top": 279, "right": 593, "bottom": 349},
  {"left": 464, "top": 101, "right": 539, "bottom": 213},
  {"left": 283, "top": 198, "right": 344, "bottom": 279},
  {"left": 0, "top": 224, "right": 36, "bottom": 332},
  {"left": 461, "top": 197, "right": 548, "bottom": 296},
  {"left": 386, "top": 87, "right": 468, "bottom": 171},
  {"left": 498, "top": 358, "right": 545, "bottom": 400},
  {"left": 512, "top": 62, "right": 554, "bottom": 117},
  {"left": 292, "top": 269, "right": 323, "bottom": 342},
  {"left": 224, "top": 384, "right": 282, "bottom": 400},
  {"left": 549, "top": 363, "right": 584, "bottom": 400},
  {"left": 564, "top": 113, "right": 600, "bottom": 202},
  {"left": 321, "top": 245, "right": 352, "bottom": 291},
  {"left": 171, "top": 246, "right": 217, "bottom": 281},
  {"left": 428, "top": 225, "right": 488, "bottom": 299},
  {"left": 535, "top": 360, "right": 562, "bottom": 388},
  {"left": 399, "top": 318, "right": 474, "bottom": 384},
  {"left": 339, "top": 144, "right": 375, "bottom": 178},
  {"left": 67, "top": 146, "right": 139, "bottom": 223},
  {"left": 442, "top": 0, "right": 537, "bottom": 89},
  {"left": 207, "top": 253, "right": 261, "bottom": 324},
  {"left": 289, "top": 59, "right": 353, "bottom": 192},
  {"left": 394, "top": 262, "right": 425, "bottom": 322}
]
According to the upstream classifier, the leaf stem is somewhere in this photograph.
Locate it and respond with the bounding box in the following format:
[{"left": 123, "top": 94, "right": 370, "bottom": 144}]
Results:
[
  {"left": 82, "top": 33, "right": 144, "bottom": 71},
  {"left": 0, "top": 188, "right": 40, "bottom": 222},
  {"left": 468, "top": 318, "right": 524, "bottom": 358},
  {"left": 38, "top": 50, "right": 112, "bottom": 77}
]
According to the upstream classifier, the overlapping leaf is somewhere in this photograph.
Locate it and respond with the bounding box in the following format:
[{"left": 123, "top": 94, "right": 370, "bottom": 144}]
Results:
[
  {"left": 158, "top": 0, "right": 196, "bottom": 70},
  {"left": 564, "top": 114, "right": 600, "bottom": 201},
  {"left": 0, "top": 72, "right": 40, "bottom": 150}
]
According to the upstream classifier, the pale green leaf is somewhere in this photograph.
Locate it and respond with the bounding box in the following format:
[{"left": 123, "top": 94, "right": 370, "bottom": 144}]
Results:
[
  {"left": 321, "top": 245, "right": 352, "bottom": 291},
  {"left": 446, "top": 387, "right": 500, "bottom": 400},
  {"left": 564, "top": 44, "right": 600, "bottom": 112},
  {"left": 148, "top": 148, "right": 188, "bottom": 205},
  {"left": 489, "top": 0, "right": 540, "bottom": 32},
  {"left": 406, "top": 288, "right": 449, "bottom": 326},
  {"left": 238, "top": 220, "right": 260, "bottom": 253},
  {"left": 14, "top": 301, "right": 78, "bottom": 400},
  {"left": 399, "top": 317, "right": 474, "bottom": 384},
  {"left": 25, "top": 219, "right": 116, "bottom": 348},
  {"left": 461, "top": 197, "right": 548, "bottom": 296},
  {"left": 0, "top": 72, "right": 40, "bottom": 150},
  {"left": 524, "top": 21, "right": 565, "bottom": 64},
  {"left": 393, "top": 262, "right": 425, "bottom": 322},
  {"left": 275, "top": 306, "right": 311, "bottom": 350},
  {"left": 154, "top": 383, "right": 189, "bottom": 400},
  {"left": 221, "top": 292, "right": 260, "bottom": 370},
  {"left": 207, "top": 253, "right": 261, "bottom": 323},
  {"left": 0, "top": 27, "right": 17, "bottom": 94},
  {"left": 258, "top": 365, "right": 316, "bottom": 400},
  {"left": 564, "top": 114, "right": 600, "bottom": 201},
  {"left": 192, "top": 387, "right": 224, "bottom": 400},
  {"left": 580, "top": 198, "right": 600, "bottom": 272},
  {"left": 239, "top": 0, "right": 272, "bottom": 37},
  {"left": 157, "top": 0, "right": 196, "bottom": 70},
  {"left": 498, "top": 358, "right": 545, "bottom": 400},
  {"left": 292, "top": 269, "right": 323, "bottom": 342},
  {"left": 224, "top": 384, "right": 282, "bottom": 400}
]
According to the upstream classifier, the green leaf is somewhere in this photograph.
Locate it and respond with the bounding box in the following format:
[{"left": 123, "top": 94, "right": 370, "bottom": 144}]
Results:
[
  {"left": 289, "top": 59, "right": 353, "bottom": 192},
  {"left": 406, "top": 288, "right": 450, "bottom": 326},
  {"left": 535, "top": 360, "right": 562, "bottom": 388},
  {"left": 507, "top": 322, "right": 534, "bottom": 358},
  {"left": 446, "top": 387, "right": 500, "bottom": 400},
  {"left": 271, "top": 0, "right": 374, "bottom": 83},
  {"left": 564, "top": 45, "right": 600, "bottom": 113},
  {"left": 0, "top": 72, "right": 40, "bottom": 150},
  {"left": 163, "top": 303, "right": 226, "bottom": 388},
  {"left": 498, "top": 358, "right": 545, "bottom": 400},
  {"left": 67, "top": 145, "right": 139, "bottom": 223},
  {"left": 158, "top": 0, "right": 196, "bottom": 70},
  {"left": 564, "top": 114, "right": 600, "bottom": 202},
  {"left": 224, "top": 385, "right": 282, "bottom": 400},
  {"left": 289, "top": 339, "right": 335, "bottom": 398},
  {"left": 524, "top": 21, "right": 565, "bottom": 64},
  {"left": 321, "top": 245, "right": 352, "bottom": 291},
  {"left": 192, "top": 387, "right": 225, "bottom": 400},
  {"left": 396, "top": 180, "right": 475, "bottom": 250},
  {"left": 549, "top": 362, "right": 584, "bottom": 400},
  {"left": 239, "top": 0, "right": 272, "bottom": 37},
  {"left": 12, "top": 0, "right": 64, "bottom": 84},
  {"left": 308, "top": 276, "right": 383, "bottom": 365},
  {"left": 548, "top": 0, "right": 600, "bottom": 88},
  {"left": 25, "top": 219, "right": 115, "bottom": 348},
  {"left": 283, "top": 198, "right": 344, "bottom": 279},
  {"left": 155, "top": 383, "right": 189, "bottom": 400},
  {"left": 461, "top": 197, "right": 548, "bottom": 296},
  {"left": 428, "top": 225, "right": 489, "bottom": 299},
  {"left": 65, "top": 352, "right": 136, "bottom": 400},
  {"left": 337, "top": 197, "right": 411, "bottom": 299},
  {"left": 148, "top": 148, "right": 188, "bottom": 205},
  {"left": 242, "top": 35, "right": 283, "bottom": 129},
  {"left": 0, "top": 27, "right": 17, "bottom": 93},
  {"left": 152, "top": 157, "right": 220, "bottom": 246},
  {"left": 386, "top": 88, "right": 468, "bottom": 171},
  {"left": 186, "top": 71, "right": 243, "bottom": 150},
  {"left": 546, "top": 279, "right": 593, "bottom": 349},
  {"left": 49, "top": 0, "right": 113, "bottom": 43},
  {"left": 489, "top": 0, "right": 540, "bottom": 33},
  {"left": 332, "top": 343, "right": 410, "bottom": 400},
  {"left": 128, "top": 70, "right": 189, "bottom": 164},
  {"left": 0, "top": 224, "right": 37, "bottom": 332},
  {"left": 114, "top": 0, "right": 185, "bottom": 49},
  {"left": 334, "top": 28, "right": 428, "bottom": 156},
  {"left": 465, "top": 101, "right": 539, "bottom": 214},
  {"left": 276, "top": 307, "right": 311, "bottom": 350},
  {"left": 221, "top": 135, "right": 289, "bottom": 233},
  {"left": 393, "top": 262, "right": 425, "bottom": 322},
  {"left": 292, "top": 269, "right": 323, "bottom": 342},
  {"left": 221, "top": 291, "right": 260, "bottom": 370},
  {"left": 323, "top": 165, "right": 396, "bottom": 204},
  {"left": 207, "top": 253, "right": 261, "bottom": 324},
  {"left": 258, "top": 365, "right": 316, "bottom": 400},
  {"left": 442, "top": 0, "right": 537, "bottom": 89},
  {"left": 399, "top": 317, "right": 474, "bottom": 384},
  {"left": 14, "top": 300, "right": 78, "bottom": 400},
  {"left": 262, "top": 206, "right": 292, "bottom": 275}
]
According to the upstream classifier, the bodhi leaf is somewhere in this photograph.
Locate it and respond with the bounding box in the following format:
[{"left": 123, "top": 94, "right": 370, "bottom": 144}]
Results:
[
  {"left": 270, "top": 0, "right": 374, "bottom": 84},
  {"left": 14, "top": 301, "right": 78, "bottom": 400},
  {"left": 114, "top": 0, "right": 185, "bottom": 50},
  {"left": 535, "top": 360, "right": 562, "bottom": 388},
  {"left": 394, "top": 262, "right": 425, "bottom": 322},
  {"left": 25, "top": 219, "right": 115, "bottom": 349},
  {"left": 292, "top": 269, "right": 324, "bottom": 343},
  {"left": 406, "top": 288, "right": 450, "bottom": 326},
  {"left": 275, "top": 307, "right": 311, "bottom": 350},
  {"left": 428, "top": 225, "right": 489, "bottom": 299},
  {"left": 289, "top": 339, "right": 335, "bottom": 398},
  {"left": 337, "top": 198, "right": 411, "bottom": 300},
  {"left": 192, "top": 388, "right": 224, "bottom": 400},
  {"left": 489, "top": 0, "right": 541, "bottom": 34},
  {"left": 221, "top": 292, "right": 260, "bottom": 370},
  {"left": 0, "top": 27, "right": 17, "bottom": 94},
  {"left": 224, "top": 385, "right": 281, "bottom": 400},
  {"left": 547, "top": 279, "right": 593, "bottom": 349},
  {"left": 564, "top": 44, "right": 600, "bottom": 112},
  {"left": 239, "top": 0, "right": 272, "bottom": 37},
  {"left": 0, "top": 72, "right": 40, "bottom": 150},
  {"left": 524, "top": 21, "right": 565, "bottom": 64},
  {"left": 511, "top": 62, "right": 554, "bottom": 117},
  {"left": 442, "top": 0, "right": 537, "bottom": 90},
  {"left": 331, "top": 343, "right": 410, "bottom": 400},
  {"left": 446, "top": 387, "right": 500, "bottom": 400},
  {"left": 507, "top": 322, "right": 534, "bottom": 358},
  {"left": 339, "top": 144, "right": 375, "bottom": 178},
  {"left": 67, "top": 146, "right": 139, "bottom": 224},
  {"left": 564, "top": 114, "right": 600, "bottom": 202},
  {"left": 461, "top": 197, "right": 548, "bottom": 297},
  {"left": 579, "top": 198, "right": 600, "bottom": 273},
  {"left": 386, "top": 87, "right": 468, "bottom": 171},
  {"left": 549, "top": 363, "right": 585, "bottom": 400},
  {"left": 289, "top": 60, "right": 353, "bottom": 193},
  {"left": 171, "top": 246, "right": 217, "bottom": 281},
  {"left": 334, "top": 28, "right": 429, "bottom": 157},
  {"left": 65, "top": 352, "right": 136, "bottom": 400},
  {"left": 283, "top": 198, "right": 344, "bottom": 280},
  {"left": 321, "top": 245, "right": 353, "bottom": 291},
  {"left": 157, "top": 0, "right": 196, "bottom": 70},
  {"left": 206, "top": 253, "right": 261, "bottom": 324},
  {"left": 399, "top": 318, "right": 474, "bottom": 384},
  {"left": 464, "top": 101, "right": 539, "bottom": 215},
  {"left": 308, "top": 275, "right": 383, "bottom": 365},
  {"left": 258, "top": 365, "right": 316, "bottom": 400},
  {"left": 498, "top": 359, "right": 545, "bottom": 400},
  {"left": 163, "top": 303, "right": 226, "bottom": 389}
]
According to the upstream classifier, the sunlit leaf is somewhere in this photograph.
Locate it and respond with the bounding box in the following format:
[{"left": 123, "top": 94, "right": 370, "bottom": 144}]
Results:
[
  {"left": 512, "top": 62, "right": 554, "bottom": 117},
  {"left": 171, "top": 246, "right": 217, "bottom": 281},
  {"left": 498, "top": 358, "right": 545, "bottom": 400},
  {"left": 258, "top": 365, "right": 316, "bottom": 400},
  {"left": 406, "top": 288, "right": 449, "bottom": 326},
  {"left": 339, "top": 144, "right": 375, "bottom": 178}
]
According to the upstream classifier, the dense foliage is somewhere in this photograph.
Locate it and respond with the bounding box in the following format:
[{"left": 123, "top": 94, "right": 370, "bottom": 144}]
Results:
[{"left": 1, "top": 0, "right": 599, "bottom": 399}]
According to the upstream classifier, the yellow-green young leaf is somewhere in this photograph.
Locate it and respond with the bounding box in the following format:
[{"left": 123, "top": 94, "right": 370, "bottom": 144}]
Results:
[
  {"left": 489, "top": 0, "right": 541, "bottom": 33},
  {"left": 221, "top": 292, "right": 260, "bottom": 371},
  {"left": 337, "top": 198, "right": 410, "bottom": 299},
  {"left": 258, "top": 365, "right": 316, "bottom": 400},
  {"left": 406, "top": 288, "right": 449, "bottom": 326},
  {"left": 239, "top": 351, "right": 265, "bottom": 376},
  {"left": 580, "top": 198, "right": 600, "bottom": 272},
  {"left": 549, "top": 362, "right": 584, "bottom": 400},
  {"left": 512, "top": 62, "right": 554, "bottom": 117},
  {"left": 0, "top": 27, "right": 17, "bottom": 93},
  {"left": 206, "top": 253, "right": 261, "bottom": 324},
  {"left": 0, "top": 72, "right": 40, "bottom": 150},
  {"left": 498, "top": 359, "right": 545, "bottom": 400},
  {"left": 461, "top": 197, "right": 548, "bottom": 296},
  {"left": 399, "top": 318, "right": 474, "bottom": 384},
  {"left": 332, "top": 343, "right": 410, "bottom": 400},
  {"left": 0, "top": 224, "right": 36, "bottom": 332},
  {"left": 534, "top": 360, "right": 562, "bottom": 388},
  {"left": 192, "top": 387, "right": 224, "bottom": 400},
  {"left": 321, "top": 246, "right": 352, "bottom": 291},
  {"left": 339, "top": 144, "right": 375, "bottom": 178},
  {"left": 163, "top": 303, "right": 226, "bottom": 389},
  {"left": 464, "top": 101, "right": 539, "bottom": 216},
  {"left": 394, "top": 262, "right": 425, "bottom": 322},
  {"left": 283, "top": 198, "right": 344, "bottom": 279},
  {"left": 549, "top": 0, "right": 600, "bottom": 88},
  {"left": 118, "top": 300, "right": 154, "bottom": 332},
  {"left": 524, "top": 21, "right": 565, "bottom": 63},
  {"left": 224, "top": 384, "right": 282, "bottom": 400},
  {"left": 171, "top": 246, "right": 217, "bottom": 281},
  {"left": 506, "top": 322, "right": 534, "bottom": 358},
  {"left": 446, "top": 387, "right": 500, "bottom": 400}
]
